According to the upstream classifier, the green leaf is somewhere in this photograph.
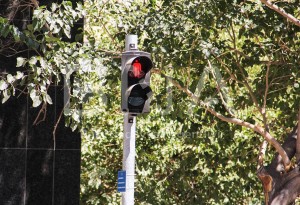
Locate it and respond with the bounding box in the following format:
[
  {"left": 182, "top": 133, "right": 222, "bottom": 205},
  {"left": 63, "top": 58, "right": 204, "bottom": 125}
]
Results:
[
  {"left": 194, "top": 69, "right": 208, "bottom": 97},
  {"left": 32, "top": 96, "right": 42, "bottom": 107},
  {"left": 16, "top": 57, "right": 26, "bottom": 67},
  {"left": 30, "top": 89, "right": 37, "bottom": 100},
  {"left": 32, "top": 18, "right": 42, "bottom": 30},
  {"left": 29, "top": 57, "right": 37, "bottom": 65},
  {"left": 2, "top": 25, "right": 11, "bottom": 37},
  {"left": 213, "top": 65, "right": 222, "bottom": 87},
  {"left": 0, "top": 80, "right": 8, "bottom": 91},
  {"left": 63, "top": 25, "right": 71, "bottom": 38},
  {"left": 51, "top": 3, "right": 58, "bottom": 12},
  {"left": 12, "top": 27, "right": 21, "bottom": 42},
  {"left": 204, "top": 97, "right": 219, "bottom": 107},
  {"left": 45, "top": 94, "right": 53, "bottom": 104},
  {"left": 27, "top": 24, "right": 33, "bottom": 31},
  {"left": 72, "top": 111, "right": 81, "bottom": 122},
  {"left": 2, "top": 89, "right": 10, "bottom": 103},
  {"left": 7, "top": 74, "right": 14, "bottom": 83},
  {"left": 15, "top": 71, "right": 24, "bottom": 80}
]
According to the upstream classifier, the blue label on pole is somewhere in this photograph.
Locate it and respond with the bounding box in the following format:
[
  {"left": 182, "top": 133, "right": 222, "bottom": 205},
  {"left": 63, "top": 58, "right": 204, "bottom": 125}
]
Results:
[{"left": 117, "top": 170, "right": 126, "bottom": 192}]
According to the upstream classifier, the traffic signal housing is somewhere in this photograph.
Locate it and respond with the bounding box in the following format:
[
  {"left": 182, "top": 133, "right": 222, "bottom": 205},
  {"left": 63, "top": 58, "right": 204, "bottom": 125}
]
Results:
[{"left": 121, "top": 51, "right": 153, "bottom": 114}]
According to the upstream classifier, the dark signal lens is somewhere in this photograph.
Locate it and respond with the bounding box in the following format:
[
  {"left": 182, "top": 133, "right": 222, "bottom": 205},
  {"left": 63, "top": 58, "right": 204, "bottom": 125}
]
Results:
[{"left": 128, "top": 96, "right": 145, "bottom": 106}]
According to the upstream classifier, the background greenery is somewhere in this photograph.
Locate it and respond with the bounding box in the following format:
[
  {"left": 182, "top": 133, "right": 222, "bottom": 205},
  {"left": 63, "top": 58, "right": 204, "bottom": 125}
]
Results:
[
  {"left": 81, "top": 0, "right": 299, "bottom": 204},
  {"left": 1, "top": 0, "right": 299, "bottom": 204}
]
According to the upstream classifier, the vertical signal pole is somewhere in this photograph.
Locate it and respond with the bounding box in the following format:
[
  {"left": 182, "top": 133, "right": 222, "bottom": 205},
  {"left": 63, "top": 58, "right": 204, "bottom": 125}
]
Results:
[
  {"left": 120, "top": 34, "right": 152, "bottom": 204},
  {"left": 122, "top": 35, "right": 138, "bottom": 205},
  {"left": 122, "top": 113, "right": 136, "bottom": 205}
]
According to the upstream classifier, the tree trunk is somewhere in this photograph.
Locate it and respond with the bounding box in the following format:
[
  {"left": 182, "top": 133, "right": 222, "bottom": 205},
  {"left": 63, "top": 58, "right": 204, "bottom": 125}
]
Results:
[{"left": 258, "top": 126, "right": 300, "bottom": 205}]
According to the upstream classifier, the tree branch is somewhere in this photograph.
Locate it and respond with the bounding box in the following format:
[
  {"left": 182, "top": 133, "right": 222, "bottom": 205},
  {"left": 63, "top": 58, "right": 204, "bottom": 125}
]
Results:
[
  {"left": 260, "top": 0, "right": 300, "bottom": 27},
  {"left": 257, "top": 62, "right": 272, "bottom": 169},
  {"left": 204, "top": 103, "right": 290, "bottom": 168},
  {"left": 153, "top": 69, "right": 291, "bottom": 168},
  {"left": 258, "top": 140, "right": 269, "bottom": 169},
  {"left": 227, "top": 23, "right": 265, "bottom": 121}
]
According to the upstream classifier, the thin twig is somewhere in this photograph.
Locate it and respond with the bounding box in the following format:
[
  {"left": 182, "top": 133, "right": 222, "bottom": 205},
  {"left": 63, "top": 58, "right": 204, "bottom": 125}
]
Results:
[
  {"left": 33, "top": 102, "right": 47, "bottom": 125},
  {"left": 52, "top": 99, "right": 69, "bottom": 139},
  {"left": 269, "top": 74, "right": 292, "bottom": 86},
  {"left": 208, "top": 60, "right": 235, "bottom": 116},
  {"left": 262, "top": 62, "right": 271, "bottom": 131},
  {"left": 53, "top": 84, "right": 70, "bottom": 139},
  {"left": 99, "top": 19, "right": 117, "bottom": 48},
  {"left": 228, "top": 22, "right": 263, "bottom": 116},
  {"left": 213, "top": 55, "right": 243, "bottom": 84}
]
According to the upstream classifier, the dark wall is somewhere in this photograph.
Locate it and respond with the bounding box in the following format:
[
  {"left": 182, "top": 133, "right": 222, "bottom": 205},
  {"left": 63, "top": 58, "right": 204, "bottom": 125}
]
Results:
[{"left": 0, "top": 0, "right": 82, "bottom": 204}]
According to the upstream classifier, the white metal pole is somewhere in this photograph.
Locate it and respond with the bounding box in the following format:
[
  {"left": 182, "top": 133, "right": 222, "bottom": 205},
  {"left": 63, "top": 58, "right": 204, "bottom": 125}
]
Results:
[
  {"left": 121, "top": 34, "right": 138, "bottom": 205},
  {"left": 122, "top": 113, "right": 136, "bottom": 205}
]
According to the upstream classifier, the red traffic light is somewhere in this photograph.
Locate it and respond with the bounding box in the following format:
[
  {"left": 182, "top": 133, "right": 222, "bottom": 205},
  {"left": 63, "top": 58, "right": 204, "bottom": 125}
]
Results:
[
  {"left": 128, "top": 57, "right": 152, "bottom": 80},
  {"left": 131, "top": 60, "right": 144, "bottom": 78}
]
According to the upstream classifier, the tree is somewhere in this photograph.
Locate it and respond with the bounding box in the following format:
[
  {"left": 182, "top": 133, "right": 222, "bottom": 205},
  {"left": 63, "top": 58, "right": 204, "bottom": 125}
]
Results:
[
  {"left": 82, "top": 0, "right": 300, "bottom": 204},
  {"left": 141, "top": 1, "right": 300, "bottom": 204}
]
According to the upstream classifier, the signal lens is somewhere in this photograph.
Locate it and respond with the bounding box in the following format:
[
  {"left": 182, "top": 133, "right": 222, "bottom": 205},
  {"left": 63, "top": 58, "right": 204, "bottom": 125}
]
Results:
[
  {"left": 128, "top": 96, "right": 145, "bottom": 106},
  {"left": 128, "top": 85, "right": 146, "bottom": 106},
  {"left": 129, "top": 60, "right": 145, "bottom": 78}
]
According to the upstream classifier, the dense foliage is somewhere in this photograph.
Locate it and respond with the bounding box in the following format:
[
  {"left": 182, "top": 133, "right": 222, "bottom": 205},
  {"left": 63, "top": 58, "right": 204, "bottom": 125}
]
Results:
[
  {"left": 1, "top": 0, "right": 299, "bottom": 204},
  {"left": 81, "top": 0, "right": 299, "bottom": 204}
]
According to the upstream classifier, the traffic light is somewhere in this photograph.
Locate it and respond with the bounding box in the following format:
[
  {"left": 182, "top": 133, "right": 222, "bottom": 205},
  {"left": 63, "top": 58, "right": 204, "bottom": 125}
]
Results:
[{"left": 121, "top": 51, "right": 153, "bottom": 114}]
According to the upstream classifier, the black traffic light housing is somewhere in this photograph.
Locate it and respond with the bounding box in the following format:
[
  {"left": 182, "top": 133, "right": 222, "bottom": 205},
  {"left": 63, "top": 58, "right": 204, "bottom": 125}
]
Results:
[{"left": 121, "top": 51, "right": 153, "bottom": 114}]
